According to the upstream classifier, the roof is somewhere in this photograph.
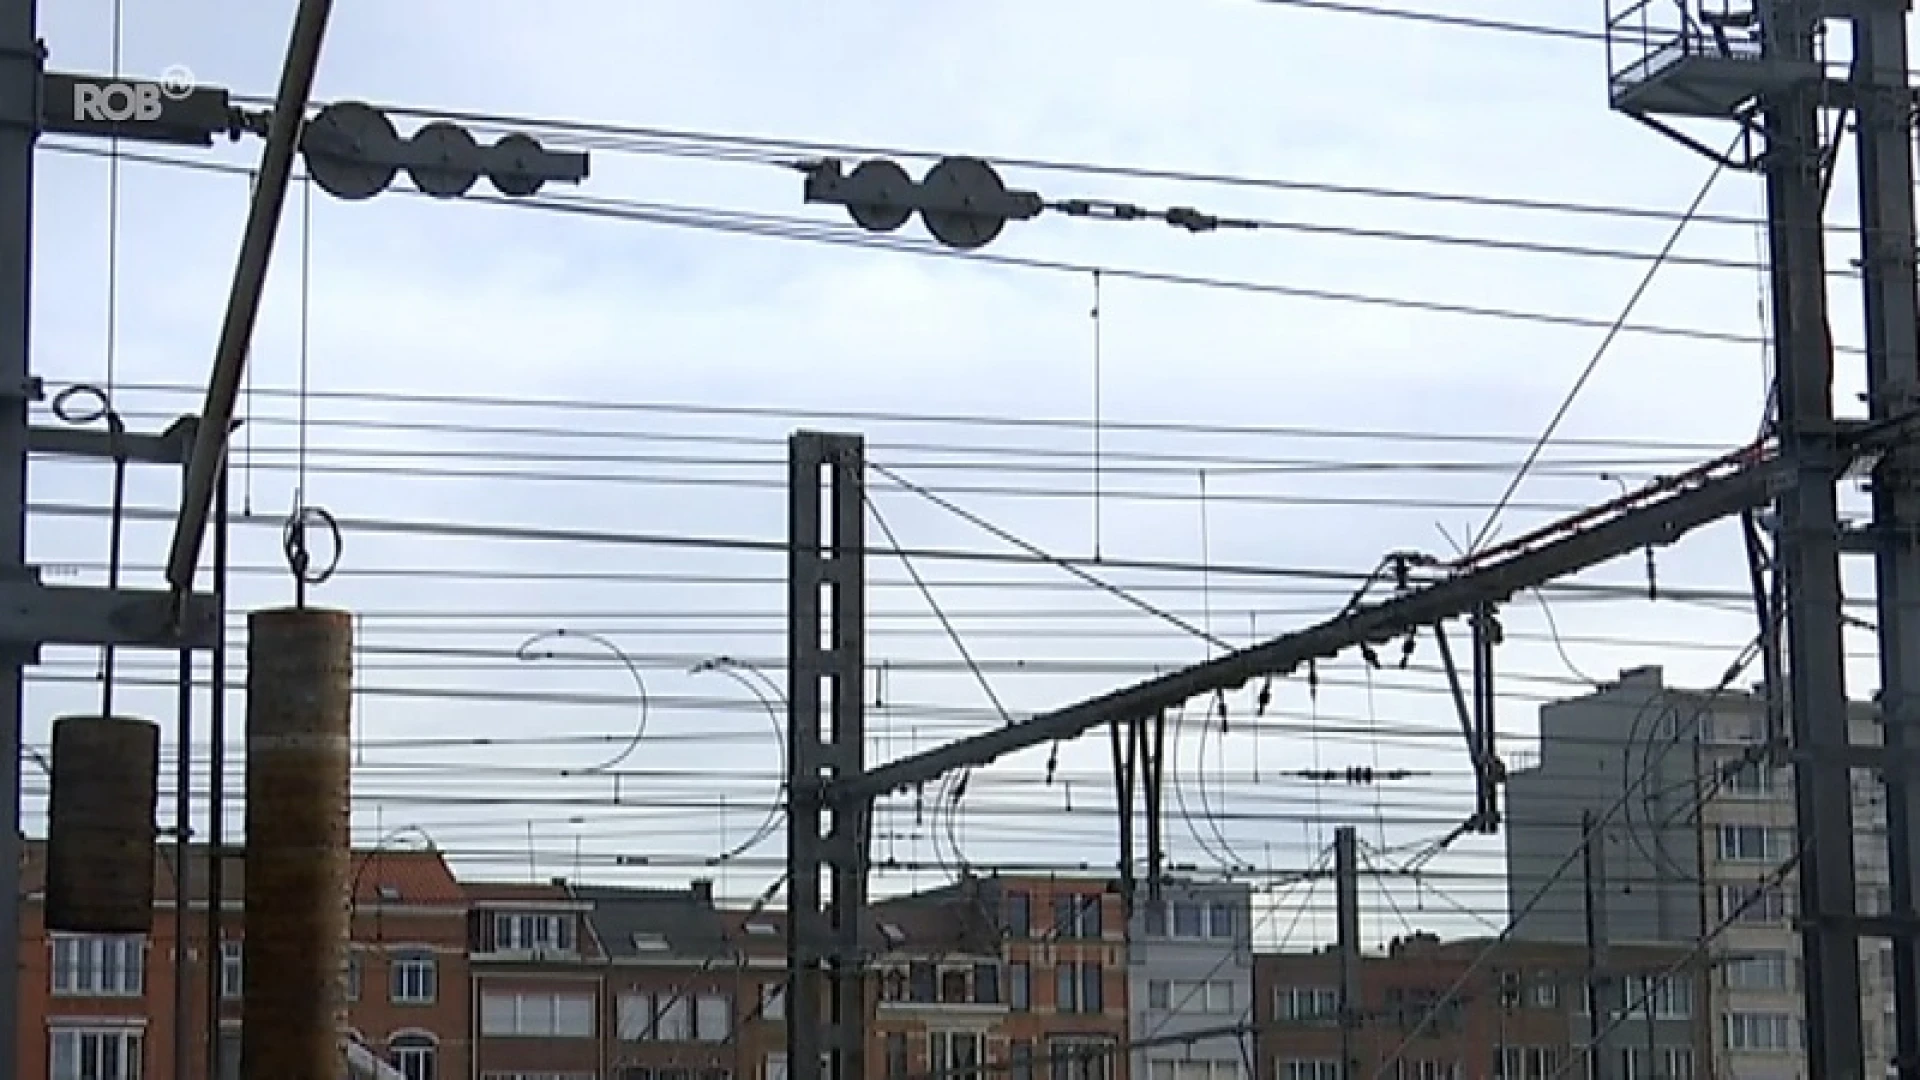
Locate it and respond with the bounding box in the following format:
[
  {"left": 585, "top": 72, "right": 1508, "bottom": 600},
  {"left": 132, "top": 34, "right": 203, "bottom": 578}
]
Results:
[
  {"left": 463, "top": 880, "right": 577, "bottom": 904},
  {"left": 575, "top": 883, "right": 732, "bottom": 960},
  {"left": 19, "top": 839, "right": 464, "bottom": 907}
]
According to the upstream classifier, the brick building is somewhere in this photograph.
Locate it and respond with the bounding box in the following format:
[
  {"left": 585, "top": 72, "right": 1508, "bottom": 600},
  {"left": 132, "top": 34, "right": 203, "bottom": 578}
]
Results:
[
  {"left": 973, "top": 874, "right": 1131, "bottom": 1080},
  {"left": 468, "top": 879, "right": 606, "bottom": 1079},
  {"left": 869, "top": 882, "right": 1009, "bottom": 1080},
  {"left": 581, "top": 880, "right": 777, "bottom": 1080},
  {"left": 1253, "top": 933, "right": 1713, "bottom": 1080},
  {"left": 15, "top": 839, "right": 469, "bottom": 1080}
]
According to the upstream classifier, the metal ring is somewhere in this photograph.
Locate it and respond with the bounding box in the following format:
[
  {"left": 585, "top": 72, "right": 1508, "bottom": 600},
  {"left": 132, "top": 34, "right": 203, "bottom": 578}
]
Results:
[
  {"left": 281, "top": 504, "right": 343, "bottom": 585},
  {"left": 50, "top": 384, "right": 110, "bottom": 426}
]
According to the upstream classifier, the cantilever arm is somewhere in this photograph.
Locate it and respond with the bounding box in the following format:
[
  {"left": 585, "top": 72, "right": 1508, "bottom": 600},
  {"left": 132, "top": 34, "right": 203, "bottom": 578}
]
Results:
[{"left": 835, "top": 449, "right": 1791, "bottom": 804}]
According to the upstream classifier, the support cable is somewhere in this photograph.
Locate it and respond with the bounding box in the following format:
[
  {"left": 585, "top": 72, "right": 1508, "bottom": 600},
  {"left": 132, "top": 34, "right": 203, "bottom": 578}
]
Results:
[{"left": 1469, "top": 148, "right": 1733, "bottom": 553}]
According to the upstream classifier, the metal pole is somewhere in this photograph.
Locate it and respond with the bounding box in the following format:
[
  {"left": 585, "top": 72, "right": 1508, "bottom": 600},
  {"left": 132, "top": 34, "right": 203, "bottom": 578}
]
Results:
[
  {"left": 206, "top": 462, "right": 229, "bottom": 1079},
  {"left": 0, "top": 0, "right": 38, "bottom": 1064},
  {"left": 1850, "top": 0, "right": 1920, "bottom": 1070},
  {"left": 174, "top": 457, "right": 197, "bottom": 1080},
  {"left": 1334, "top": 827, "right": 1360, "bottom": 1080},
  {"left": 1756, "top": 0, "right": 1867, "bottom": 1070},
  {"left": 787, "top": 433, "right": 828, "bottom": 1080},
  {"left": 825, "top": 438, "right": 869, "bottom": 1080},
  {"left": 786, "top": 431, "right": 869, "bottom": 1080},
  {"left": 1582, "top": 812, "right": 1612, "bottom": 1080},
  {"left": 174, "top": 638, "right": 194, "bottom": 1080}
]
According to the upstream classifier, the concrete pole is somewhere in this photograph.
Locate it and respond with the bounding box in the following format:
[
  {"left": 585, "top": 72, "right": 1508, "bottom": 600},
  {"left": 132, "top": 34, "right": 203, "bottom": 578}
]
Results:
[{"left": 243, "top": 606, "right": 353, "bottom": 1080}]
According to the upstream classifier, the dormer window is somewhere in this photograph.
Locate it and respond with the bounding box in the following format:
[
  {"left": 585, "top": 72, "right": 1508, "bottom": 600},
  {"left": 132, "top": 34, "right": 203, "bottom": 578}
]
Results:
[
  {"left": 492, "top": 912, "right": 577, "bottom": 955},
  {"left": 744, "top": 921, "right": 777, "bottom": 937},
  {"left": 632, "top": 932, "right": 670, "bottom": 952},
  {"left": 376, "top": 885, "right": 401, "bottom": 902},
  {"left": 879, "top": 922, "right": 906, "bottom": 948}
]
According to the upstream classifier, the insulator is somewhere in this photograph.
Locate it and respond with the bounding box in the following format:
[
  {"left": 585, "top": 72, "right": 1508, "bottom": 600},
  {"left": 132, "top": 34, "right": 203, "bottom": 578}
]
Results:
[
  {"left": 244, "top": 606, "right": 354, "bottom": 1080},
  {"left": 44, "top": 715, "right": 159, "bottom": 933}
]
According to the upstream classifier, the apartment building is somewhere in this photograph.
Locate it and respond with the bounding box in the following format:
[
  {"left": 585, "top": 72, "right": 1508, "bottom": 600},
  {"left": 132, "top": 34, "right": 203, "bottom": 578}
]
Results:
[
  {"left": 468, "top": 879, "right": 606, "bottom": 1079},
  {"left": 989, "top": 874, "right": 1132, "bottom": 1080},
  {"left": 1506, "top": 665, "right": 1893, "bottom": 1079},
  {"left": 15, "top": 839, "right": 469, "bottom": 1080},
  {"left": 870, "top": 882, "right": 1011, "bottom": 1080},
  {"left": 1253, "top": 933, "right": 1711, "bottom": 1080},
  {"left": 1126, "top": 880, "right": 1253, "bottom": 1080},
  {"left": 584, "top": 880, "right": 780, "bottom": 1080}
]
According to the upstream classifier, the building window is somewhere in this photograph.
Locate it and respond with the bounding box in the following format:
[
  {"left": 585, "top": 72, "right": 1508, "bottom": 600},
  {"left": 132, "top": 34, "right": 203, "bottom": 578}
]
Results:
[
  {"left": 50, "top": 1027, "right": 142, "bottom": 1080},
  {"left": 389, "top": 1034, "right": 437, "bottom": 1080},
  {"left": 1056, "top": 962, "right": 1103, "bottom": 1013},
  {"left": 1528, "top": 978, "right": 1559, "bottom": 1009},
  {"left": 221, "top": 940, "right": 243, "bottom": 999},
  {"left": 694, "top": 993, "right": 732, "bottom": 1041},
  {"left": 390, "top": 951, "right": 437, "bottom": 1004},
  {"left": 1011, "top": 1042, "right": 1034, "bottom": 1080},
  {"left": 1006, "top": 891, "right": 1031, "bottom": 938},
  {"left": 1725, "top": 950, "right": 1792, "bottom": 992},
  {"left": 50, "top": 935, "right": 143, "bottom": 997},
  {"left": 1626, "top": 974, "right": 1691, "bottom": 1019},
  {"left": 1722, "top": 758, "right": 1777, "bottom": 796},
  {"left": 1720, "top": 883, "right": 1792, "bottom": 924},
  {"left": 1207, "top": 902, "right": 1234, "bottom": 938},
  {"left": 1276, "top": 1064, "right": 1339, "bottom": 1080},
  {"left": 481, "top": 991, "right": 596, "bottom": 1037},
  {"left": 885, "top": 1033, "right": 908, "bottom": 1080},
  {"left": 1047, "top": 1036, "right": 1114, "bottom": 1080},
  {"left": 760, "top": 982, "right": 785, "bottom": 1021},
  {"left": 1400, "top": 1065, "right": 1458, "bottom": 1080},
  {"left": 973, "top": 963, "right": 1002, "bottom": 1005},
  {"left": 929, "top": 1031, "right": 983, "bottom": 1080},
  {"left": 1143, "top": 903, "right": 1167, "bottom": 937},
  {"left": 1171, "top": 901, "right": 1203, "bottom": 939},
  {"left": 344, "top": 951, "right": 361, "bottom": 1002},
  {"left": 491, "top": 912, "right": 576, "bottom": 954},
  {"left": 218, "top": 1030, "right": 241, "bottom": 1080},
  {"left": 1274, "top": 986, "right": 1339, "bottom": 1024},
  {"left": 1151, "top": 1062, "right": 1238, "bottom": 1080},
  {"left": 1009, "top": 962, "right": 1030, "bottom": 1011},
  {"left": 1716, "top": 824, "right": 1787, "bottom": 862},
  {"left": 1053, "top": 893, "right": 1102, "bottom": 938},
  {"left": 1494, "top": 1048, "right": 1563, "bottom": 1079},
  {"left": 1156, "top": 979, "right": 1234, "bottom": 1014},
  {"left": 619, "top": 991, "right": 730, "bottom": 1041},
  {"left": 1724, "top": 1011, "right": 1795, "bottom": 1053}
]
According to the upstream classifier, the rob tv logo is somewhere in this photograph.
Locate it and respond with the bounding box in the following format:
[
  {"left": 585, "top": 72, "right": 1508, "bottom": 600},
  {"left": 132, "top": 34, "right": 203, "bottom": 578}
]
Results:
[{"left": 71, "top": 65, "right": 196, "bottom": 122}]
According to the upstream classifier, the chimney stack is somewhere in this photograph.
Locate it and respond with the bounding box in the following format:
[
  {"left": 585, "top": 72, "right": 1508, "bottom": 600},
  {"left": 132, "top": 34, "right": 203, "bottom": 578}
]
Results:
[{"left": 690, "top": 878, "right": 714, "bottom": 906}]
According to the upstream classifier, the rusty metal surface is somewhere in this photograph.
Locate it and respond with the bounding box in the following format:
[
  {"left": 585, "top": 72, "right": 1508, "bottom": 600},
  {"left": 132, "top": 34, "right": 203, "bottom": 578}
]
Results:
[
  {"left": 243, "top": 606, "right": 353, "bottom": 1080},
  {"left": 44, "top": 714, "right": 158, "bottom": 933}
]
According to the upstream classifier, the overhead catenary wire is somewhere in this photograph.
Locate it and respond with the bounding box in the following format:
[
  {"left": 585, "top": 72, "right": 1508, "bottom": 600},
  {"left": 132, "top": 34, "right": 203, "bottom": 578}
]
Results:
[{"left": 38, "top": 142, "right": 1869, "bottom": 356}]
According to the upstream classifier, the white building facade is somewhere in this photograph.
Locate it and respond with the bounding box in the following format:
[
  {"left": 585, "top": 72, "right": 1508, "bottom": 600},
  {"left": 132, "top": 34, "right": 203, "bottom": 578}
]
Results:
[
  {"left": 1507, "top": 665, "right": 1895, "bottom": 1080},
  {"left": 1127, "top": 881, "right": 1255, "bottom": 1080}
]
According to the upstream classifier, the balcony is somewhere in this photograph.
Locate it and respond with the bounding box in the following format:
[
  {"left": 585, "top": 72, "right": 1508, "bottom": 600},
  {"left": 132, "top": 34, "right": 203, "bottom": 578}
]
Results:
[{"left": 1604, "top": 0, "right": 1817, "bottom": 118}]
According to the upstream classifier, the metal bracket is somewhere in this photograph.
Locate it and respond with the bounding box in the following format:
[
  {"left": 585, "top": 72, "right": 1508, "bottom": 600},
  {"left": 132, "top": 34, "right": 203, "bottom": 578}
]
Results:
[
  {"left": 0, "top": 576, "right": 218, "bottom": 653},
  {"left": 28, "top": 416, "right": 198, "bottom": 465},
  {"left": 1435, "top": 611, "right": 1504, "bottom": 834}
]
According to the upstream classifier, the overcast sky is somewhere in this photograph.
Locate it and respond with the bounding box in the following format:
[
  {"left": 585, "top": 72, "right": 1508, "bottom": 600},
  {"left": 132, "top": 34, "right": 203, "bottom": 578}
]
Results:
[{"left": 21, "top": 1, "right": 1881, "bottom": 950}]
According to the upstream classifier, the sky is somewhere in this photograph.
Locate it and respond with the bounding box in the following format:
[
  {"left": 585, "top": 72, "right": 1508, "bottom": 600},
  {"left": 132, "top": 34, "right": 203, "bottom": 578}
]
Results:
[{"left": 20, "top": 0, "right": 1891, "bottom": 952}]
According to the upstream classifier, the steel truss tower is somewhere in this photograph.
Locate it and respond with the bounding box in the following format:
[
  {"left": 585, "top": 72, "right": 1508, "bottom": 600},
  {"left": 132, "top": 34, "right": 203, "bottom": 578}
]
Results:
[{"left": 1606, "top": 0, "right": 1920, "bottom": 1074}]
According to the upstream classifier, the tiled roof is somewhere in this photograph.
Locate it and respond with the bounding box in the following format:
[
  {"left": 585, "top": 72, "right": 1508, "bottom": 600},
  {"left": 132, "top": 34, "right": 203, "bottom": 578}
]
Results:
[
  {"left": 575, "top": 883, "right": 731, "bottom": 960},
  {"left": 19, "top": 838, "right": 462, "bottom": 907},
  {"left": 463, "top": 880, "right": 574, "bottom": 904}
]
